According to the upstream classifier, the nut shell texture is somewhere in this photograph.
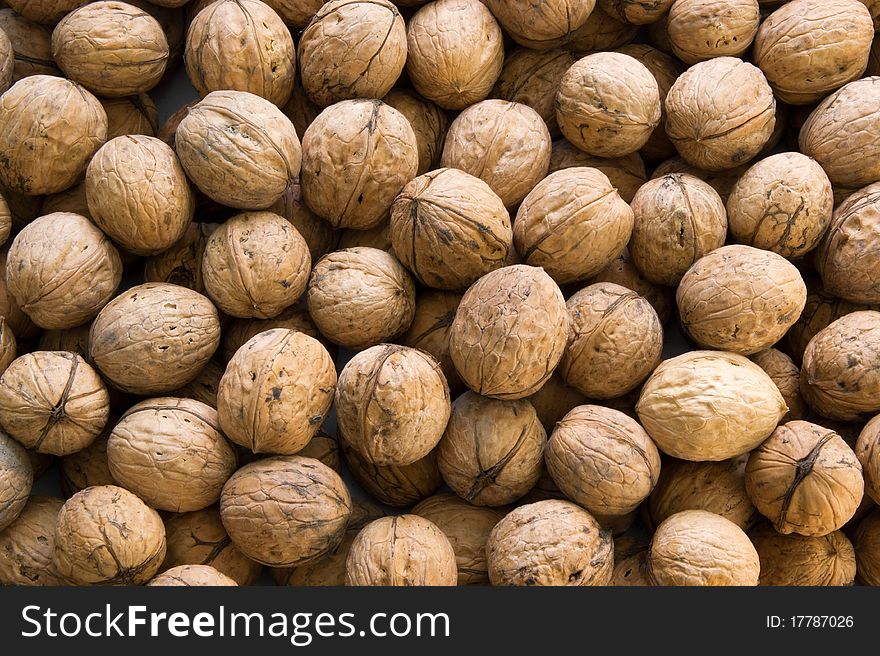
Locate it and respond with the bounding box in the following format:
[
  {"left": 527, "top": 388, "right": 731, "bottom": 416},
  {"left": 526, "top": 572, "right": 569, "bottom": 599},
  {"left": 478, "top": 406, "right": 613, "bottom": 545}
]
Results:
[
  {"left": 857, "top": 415, "right": 880, "bottom": 504},
  {"left": 148, "top": 564, "right": 237, "bottom": 586},
  {"left": 341, "top": 441, "right": 442, "bottom": 507},
  {"left": 0, "top": 496, "right": 64, "bottom": 586},
  {"left": 0, "top": 431, "right": 31, "bottom": 531},
  {"left": 483, "top": 0, "right": 595, "bottom": 49},
  {"left": 751, "top": 524, "right": 856, "bottom": 586},
  {"left": 667, "top": 0, "right": 760, "bottom": 65}
]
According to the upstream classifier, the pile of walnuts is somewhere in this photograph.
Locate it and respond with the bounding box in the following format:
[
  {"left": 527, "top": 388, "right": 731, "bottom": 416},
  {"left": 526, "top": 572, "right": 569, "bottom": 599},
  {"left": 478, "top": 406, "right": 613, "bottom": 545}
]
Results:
[{"left": 0, "top": 0, "right": 879, "bottom": 588}]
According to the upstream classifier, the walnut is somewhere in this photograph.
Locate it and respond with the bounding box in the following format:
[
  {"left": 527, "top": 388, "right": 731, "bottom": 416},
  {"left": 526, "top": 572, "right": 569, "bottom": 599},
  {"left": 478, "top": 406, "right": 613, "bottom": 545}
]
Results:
[
  {"left": 0, "top": 8, "right": 60, "bottom": 81},
  {"left": 449, "top": 265, "right": 567, "bottom": 400},
  {"left": 856, "top": 416, "right": 880, "bottom": 506},
  {"left": 651, "top": 155, "right": 747, "bottom": 201},
  {"left": 53, "top": 485, "right": 166, "bottom": 585},
  {"left": 383, "top": 88, "right": 449, "bottom": 176},
  {"left": 217, "top": 328, "right": 336, "bottom": 455},
  {"left": 567, "top": 5, "right": 637, "bottom": 52},
  {"left": 599, "top": 0, "right": 674, "bottom": 25},
  {"left": 483, "top": 0, "right": 594, "bottom": 49},
  {"left": 637, "top": 350, "right": 788, "bottom": 461},
  {"left": 400, "top": 290, "right": 463, "bottom": 395},
  {"left": 548, "top": 140, "right": 647, "bottom": 202},
  {"left": 143, "top": 222, "right": 215, "bottom": 294},
  {"left": 0, "top": 317, "right": 15, "bottom": 376},
  {"left": 526, "top": 374, "right": 587, "bottom": 433},
  {"left": 267, "top": 180, "right": 339, "bottom": 262},
  {"left": 0, "top": 496, "right": 64, "bottom": 586},
  {"left": 750, "top": 524, "right": 856, "bottom": 586},
  {"left": 148, "top": 564, "right": 237, "bottom": 586},
  {"left": 89, "top": 282, "right": 221, "bottom": 395},
  {"left": 5, "top": 0, "right": 89, "bottom": 25},
  {"left": 0, "top": 431, "right": 30, "bottom": 531},
  {"left": 341, "top": 441, "right": 442, "bottom": 507},
  {"left": 101, "top": 95, "right": 158, "bottom": 139},
  {"left": 390, "top": 168, "right": 513, "bottom": 290},
  {"left": 220, "top": 456, "right": 351, "bottom": 567},
  {"left": 222, "top": 303, "right": 327, "bottom": 363},
  {"left": 855, "top": 509, "right": 880, "bottom": 585},
  {"left": 297, "top": 430, "right": 341, "bottom": 473},
  {"left": 337, "top": 222, "right": 392, "bottom": 252},
  {"left": 611, "top": 536, "right": 651, "bottom": 586},
  {"left": 751, "top": 348, "right": 807, "bottom": 422},
  {"left": 486, "top": 499, "right": 613, "bottom": 586},
  {"left": 667, "top": 0, "right": 760, "bottom": 64},
  {"left": 262, "top": 0, "right": 325, "bottom": 27},
  {"left": 281, "top": 76, "right": 321, "bottom": 141}
]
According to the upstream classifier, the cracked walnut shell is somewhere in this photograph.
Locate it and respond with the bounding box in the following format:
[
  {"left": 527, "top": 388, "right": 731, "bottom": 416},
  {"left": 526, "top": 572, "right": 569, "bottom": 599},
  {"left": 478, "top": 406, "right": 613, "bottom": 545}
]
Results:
[
  {"left": 486, "top": 499, "right": 613, "bottom": 586},
  {"left": 53, "top": 485, "right": 166, "bottom": 586},
  {"left": 220, "top": 455, "right": 351, "bottom": 567},
  {"left": 336, "top": 345, "right": 450, "bottom": 466},
  {"left": 746, "top": 421, "right": 864, "bottom": 536},
  {"left": 449, "top": 265, "right": 567, "bottom": 400},
  {"left": 750, "top": 524, "right": 856, "bottom": 586},
  {"left": 0, "top": 496, "right": 64, "bottom": 586},
  {"left": 218, "top": 328, "right": 336, "bottom": 456},
  {"left": 437, "top": 391, "right": 546, "bottom": 506}
]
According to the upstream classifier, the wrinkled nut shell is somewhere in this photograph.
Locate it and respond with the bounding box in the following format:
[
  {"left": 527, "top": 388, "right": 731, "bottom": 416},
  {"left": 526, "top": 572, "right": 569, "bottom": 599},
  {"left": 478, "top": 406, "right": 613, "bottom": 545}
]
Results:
[
  {"left": 0, "top": 75, "right": 107, "bottom": 195},
  {"left": 449, "top": 265, "right": 568, "bottom": 400},
  {"left": 53, "top": 485, "right": 166, "bottom": 585},
  {"left": 514, "top": 167, "right": 634, "bottom": 284},
  {"left": 301, "top": 100, "right": 418, "bottom": 230},
  {"left": 800, "top": 311, "right": 880, "bottom": 422},
  {"left": 406, "top": 0, "right": 504, "bottom": 111},
  {"left": 855, "top": 510, "right": 880, "bottom": 585},
  {"left": 144, "top": 222, "right": 214, "bottom": 294},
  {"left": 341, "top": 440, "right": 442, "bottom": 507},
  {"left": 175, "top": 90, "right": 302, "bottom": 210},
  {"left": 857, "top": 415, "right": 880, "bottom": 505},
  {"left": 546, "top": 405, "right": 661, "bottom": 517},
  {"left": 750, "top": 524, "right": 856, "bottom": 586},
  {"left": 59, "top": 433, "right": 113, "bottom": 498},
  {"left": 202, "top": 211, "right": 311, "bottom": 319},
  {"left": 337, "top": 345, "right": 450, "bottom": 466},
  {"left": 390, "top": 168, "right": 513, "bottom": 290},
  {"left": 6, "top": 212, "right": 122, "bottom": 330},
  {"left": 637, "top": 350, "right": 788, "bottom": 461},
  {"left": 558, "top": 282, "right": 663, "bottom": 399},
  {"left": 727, "top": 153, "right": 833, "bottom": 259},
  {"left": 754, "top": 0, "right": 873, "bottom": 105},
  {"left": 0, "top": 496, "right": 65, "bottom": 586},
  {"left": 6, "top": 0, "right": 90, "bottom": 25},
  {"left": 52, "top": 1, "right": 169, "bottom": 97},
  {"left": 383, "top": 89, "right": 449, "bottom": 176},
  {"left": 220, "top": 456, "right": 352, "bottom": 567},
  {"left": 267, "top": 180, "right": 339, "bottom": 263},
  {"left": 222, "top": 303, "right": 325, "bottom": 363},
  {"left": 483, "top": 0, "right": 594, "bottom": 49},
  {"left": 486, "top": 499, "right": 613, "bottom": 586},
  {"left": 677, "top": 245, "right": 807, "bottom": 355},
  {"left": 102, "top": 95, "right": 158, "bottom": 139},
  {"left": 299, "top": 0, "right": 406, "bottom": 108},
  {"left": 568, "top": 4, "right": 638, "bottom": 52},
  {"left": 750, "top": 348, "right": 807, "bottom": 422},
  {"left": 89, "top": 282, "right": 221, "bottom": 395},
  {"left": 746, "top": 421, "right": 864, "bottom": 536},
  {"left": 556, "top": 52, "right": 661, "bottom": 158},
  {"left": 148, "top": 564, "right": 238, "bottom": 586},
  {"left": 667, "top": 0, "right": 760, "bottom": 65},
  {"left": 0, "top": 431, "right": 31, "bottom": 531},
  {"left": 307, "top": 247, "right": 416, "bottom": 349},
  {"left": 664, "top": 57, "right": 776, "bottom": 171},
  {"left": 610, "top": 536, "right": 651, "bottom": 586},
  {"left": 345, "top": 514, "right": 457, "bottom": 586},
  {"left": 0, "top": 351, "right": 109, "bottom": 456},
  {"left": 400, "top": 290, "right": 463, "bottom": 395},
  {"left": 648, "top": 509, "right": 760, "bottom": 586},
  {"left": 218, "top": 328, "right": 336, "bottom": 455},
  {"left": 548, "top": 141, "right": 648, "bottom": 202},
  {"left": 629, "top": 173, "right": 727, "bottom": 286},
  {"left": 526, "top": 374, "right": 587, "bottom": 433},
  {"left": 438, "top": 391, "right": 546, "bottom": 506},
  {"left": 0, "top": 9, "right": 60, "bottom": 82},
  {"left": 297, "top": 431, "right": 341, "bottom": 473}
]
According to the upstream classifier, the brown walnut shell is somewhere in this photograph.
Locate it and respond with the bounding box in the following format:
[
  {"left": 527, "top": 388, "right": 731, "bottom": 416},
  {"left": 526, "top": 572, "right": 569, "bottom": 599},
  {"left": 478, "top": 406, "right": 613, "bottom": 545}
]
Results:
[
  {"left": 341, "top": 441, "right": 442, "bottom": 507},
  {"left": 147, "top": 564, "right": 237, "bottom": 586},
  {"left": 548, "top": 140, "right": 647, "bottom": 203},
  {"left": 144, "top": 222, "right": 215, "bottom": 294},
  {"left": 750, "top": 524, "right": 856, "bottom": 586},
  {"left": 667, "top": 0, "right": 760, "bottom": 65},
  {"left": 0, "top": 9, "right": 59, "bottom": 82},
  {"left": 59, "top": 432, "right": 113, "bottom": 498},
  {"left": 599, "top": 0, "right": 673, "bottom": 25},
  {"left": 267, "top": 180, "right": 339, "bottom": 262},
  {"left": 567, "top": 5, "right": 637, "bottom": 53},
  {"left": 0, "top": 431, "right": 30, "bottom": 531},
  {"left": 750, "top": 348, "right": 807, "bottom": 422},
  {"left": 855, "top": 509, "right": 880, "bottom": 585},
  {"left": 857, "top": 415, "right": 880, "bottom": 505},
  {"left": 6, "top": 0, "right": 89, "bottom": 24},
  {"left": 483, "top": 0, "right": 594, "bottom": 49},
  {"left": 383, "top": 88, "right": 449, "bottom": 176},
  {"left": 101, "top": 94, "right": 158, "bottom": 139},
  {"left": 0, "top": 496, "right": 64, "bottom": 586},
  {"left": 221, "top": 303, "right": 325, "bottom": 363},
  {"left": 400, "top": 290, "right": 463, "bottom": 395}
]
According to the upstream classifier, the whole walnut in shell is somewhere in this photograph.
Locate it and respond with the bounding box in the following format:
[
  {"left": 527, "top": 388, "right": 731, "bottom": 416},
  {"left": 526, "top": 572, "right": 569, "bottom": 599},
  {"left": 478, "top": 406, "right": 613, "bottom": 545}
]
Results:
[
  {"left": 412, "top": 493, "right": 503, "bottom": 586},
  {"left": 815, "top": 182, "right": 880, "bottom": 304},
  {"left": 651, "top": 155, "right": 747, "bottom": 202},
  {"left": 0, "top": 75, "right": 107, "bottom": 195},
  {"left": 337, "top": 223, "right": 392, "bottom": 252},
  {"left": 202, "top": 212, "right": 310, "bottom": 319},
  {"left": 220, "top": 456, "right": 351, "bottom": 567},
  {"left": 629, "top": 173, "right": 727, "bottom": 286},
  {"left": 548, "top": 141, "right": 648, "bottom": 202},
  {"left": 526, "top": 374, "right": 587, "bottom": 433},
  {"left": 799, "top": 78, "right": 880, "bottom": 188},
  {"left": 677, "top": 245, "right": 807, "bottom": 354},
  {"left": 108, "top": 398, "right": 237, "bottom": 512},
  {"left": 750, "top": 348, "right": 807, "bottom": 422},
  {"left": 556, "top": 52, "right": 661, "bottom": 158},
  {"left": 101, "top": 95, "right": 158, "bottom": 139},
  {"left": 218, "top": 329, "right": 336, "bottom": 455},
  {"left": 185, "top": 0, "right": 295, "bottom": 107},
  {"left": 267, "top": 180, "right": 339, "bottom": 262},
  {"left": 558, "top": 283, "right": 662, "bottom": 399},
  {"left": 611, "top": 536, "right": 651, "bottom": 586},
  {"left": 857, "top": 415, "right": 880, "bottom": 505},
  {"left": 0, "top": 496, "right": 64, "bottom": 586},
  {"left": 222, "top": 304, "right": 326, "bottom": 363},
  {"left": 144, "top": 222, "right": 215, "bottom": 294},
  {"left": 148, "top": 564, "right": 237, "bottom": 586},
  {"left": 449, "top": 265, "right": 567, "bottom": 400},
  {"left": 568, "top": 4, "right": 638, "bottom": 52},
  {"left": 637, "top": 350, "right": 788, "bottom": 461},
  {"left": 513, "top": 168, "right": 633, "bottom": 285},
  {"left": 301, "top": 100, "right": 418, "bottom": 230},
  {"left": 175, "top": 90, "right": 301, "bottom": 210},
  {"left": 648, "top": 456, "right": 757, "bottom": 531},
  {"left": 59, "top": 433, "right": 113, "bottom": 497},
  {"left": 0, "top": 431, "right": 30, "bottom": 531},
  {"left": 746, "top": 421, "right": 864, "bottom": 536},
  {"left": 750, "top": 524, "right": 856, "bottom": 586},
  {"left": 800, "top": 311, "right": 880, "bottom": 422},
  {"left": 664, "top": 57, "right": 775, "bottom": 171},
  {"left": 53, "top": 485, "right": 166, "bottom": 585},
  {"left": 163, "top": 507, "right": 262, "bottom": 586},
  {"left": 383, "top": 89, "right": 449, "bottom": 176},
  {"left": 37, "top": 325, "right": 91, "bottom": 364},
  {"left": 341, "top": 441, "right": 442, "bottom": 507},
  {"left": 438, "top": 391, "right": 546, "bottom": 506},
  {"left": 0, "top": 249, "right": 37, "bottom": 340},
  {"left": 0, "top": 352, "right": 108, "bottom": 456},
  {"left": 406, "top": 0, "right": 504, "bottom": 110},
  {"left": 337, "top": 345, "right": 450, "bottom": 466},
  {"left": 754, "top": 0, "right": 873, "bottom": 105},
  {"left": 727, "top": 152, "right": 833, "bottom": 259},
  {"left": 52, "top": 2, "right": 168, "bottom": 97},
  {"left": 86, "top": 135, "right": 194, "bottom": 256},
  {"left": 855, "top": 510, "right": 880, "bottom": 585},
  {"left": 390, "top": 168, "right": 513, "bottom": 290},
  {"left": 0, "top": 9, "right": 59, "bottom": 82},
  {"left": 346, "top": 515, "right": 457, "bottom": 586},
  {"left": 648, "top": 510, "right": 759, "bottom": 585},
  {"left": 483, "top": 0, "right": 594, "bottom": 49},
  {"left": 546, "top": 405, "right": 661, "bottom": 518},
  {"left": 0, "top": 27, "right": 11, "bottom": 93},
  {"left": 297, "top": 430, "right": 341, "bottom": 473},
  {"left": 6, "top": 0, "right": 89, "bottom": 24},
  {"left": 0, "top": 318, "right": 15, "bottom": 376},
  {"left": 298, "top": 0, "right": 405, "bottom": 107},
  {"left": 89, "top": 282, "right": 221, "bottom": 395},
  {"left": 6, "top": 213, "right": 122, "bottom": 329},
  {"left": 592, "top": 250, "right": 673, "bottom": 325},
  {"left": 400, "top": 290, "right": 463, "bottom": 394},
  {"left": 441, "top": 100, "right": 551, "bottom": 209},
  {"left": 486, "top": 499, "right": 613, "bottom": 586},
  {"left": 667, "top": 0, "right": 760, "bottom": 64},
  {"left": 307, "top": 247, "right": 416, "bottom": 349},
  {"left": 599, "top": 0, "right": 673, "bottom": 25}
]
